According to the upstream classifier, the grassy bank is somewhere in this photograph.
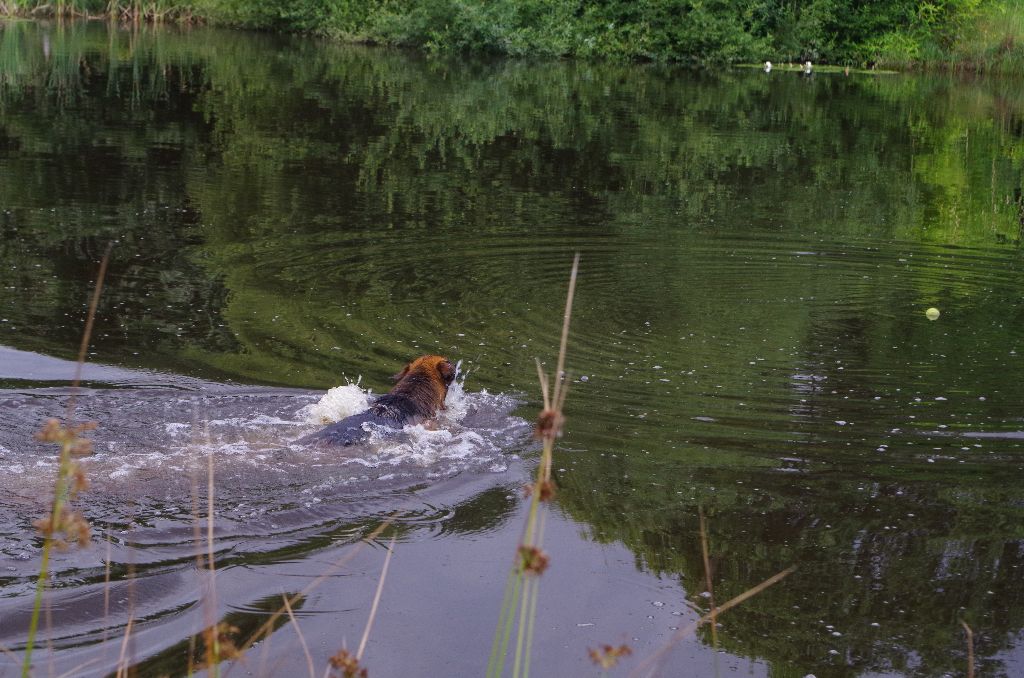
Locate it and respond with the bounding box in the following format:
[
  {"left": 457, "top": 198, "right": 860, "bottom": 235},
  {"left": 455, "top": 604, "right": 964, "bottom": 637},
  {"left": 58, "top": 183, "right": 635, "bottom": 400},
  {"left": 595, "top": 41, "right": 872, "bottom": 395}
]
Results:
[{"left": 1, "top": 1, "right": 1021, "bottom": 72}]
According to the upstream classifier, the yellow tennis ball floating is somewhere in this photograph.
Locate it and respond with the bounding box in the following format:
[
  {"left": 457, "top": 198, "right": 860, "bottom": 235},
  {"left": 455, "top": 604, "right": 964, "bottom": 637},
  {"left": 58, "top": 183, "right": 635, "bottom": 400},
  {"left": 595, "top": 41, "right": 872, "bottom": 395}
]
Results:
[{"left": 925, "top": 307, "right": 941, "bottom": 320}]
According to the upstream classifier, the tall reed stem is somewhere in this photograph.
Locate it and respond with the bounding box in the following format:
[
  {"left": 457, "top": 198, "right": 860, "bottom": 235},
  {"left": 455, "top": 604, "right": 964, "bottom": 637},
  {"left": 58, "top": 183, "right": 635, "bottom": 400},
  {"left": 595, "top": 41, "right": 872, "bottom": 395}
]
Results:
[
  {"left": 22, "top": 442, "right": 74, "bottom": 677},
  {"left": 22, "top": 244, "right": 112, "bottom": 677},
  {"left": 489, "top": 253, "right": 579, "bottom": 678}
]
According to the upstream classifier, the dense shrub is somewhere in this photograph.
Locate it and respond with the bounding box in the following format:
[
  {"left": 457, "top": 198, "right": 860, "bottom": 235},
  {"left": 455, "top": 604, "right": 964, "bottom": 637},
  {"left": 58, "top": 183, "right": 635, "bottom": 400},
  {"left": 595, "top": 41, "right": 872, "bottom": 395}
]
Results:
[{"left": 1, "top": 0, "right": 1015, "bottom": 68}]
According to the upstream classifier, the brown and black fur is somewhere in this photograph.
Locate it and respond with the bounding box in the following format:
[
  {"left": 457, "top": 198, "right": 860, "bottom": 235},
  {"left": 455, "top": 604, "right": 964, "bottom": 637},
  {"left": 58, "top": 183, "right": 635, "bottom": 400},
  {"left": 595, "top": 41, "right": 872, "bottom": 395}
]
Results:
[{"left": 299, "top": 355, "right": 456, "bottom": 447}]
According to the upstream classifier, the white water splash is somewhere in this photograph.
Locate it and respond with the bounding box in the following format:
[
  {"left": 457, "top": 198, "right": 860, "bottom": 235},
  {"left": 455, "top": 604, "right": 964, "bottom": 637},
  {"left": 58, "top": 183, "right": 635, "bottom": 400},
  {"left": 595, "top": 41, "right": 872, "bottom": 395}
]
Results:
[{"left": 299, "top": 379, "right": 371, "bottom": 424}]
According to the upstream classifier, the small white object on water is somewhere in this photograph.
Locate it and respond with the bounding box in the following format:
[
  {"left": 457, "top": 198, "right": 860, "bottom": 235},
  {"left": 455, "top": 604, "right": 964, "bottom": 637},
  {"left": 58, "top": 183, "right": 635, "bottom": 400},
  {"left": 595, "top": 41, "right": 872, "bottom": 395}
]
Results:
[
  {"left": 926, "top": 307, "right": 941, "bottom": 320},
  {"left": 804, "top": 61, "right": 813, "bottom": 73},
  {"left": 764, "top": 61, "right": 772, "bottom": 72}
]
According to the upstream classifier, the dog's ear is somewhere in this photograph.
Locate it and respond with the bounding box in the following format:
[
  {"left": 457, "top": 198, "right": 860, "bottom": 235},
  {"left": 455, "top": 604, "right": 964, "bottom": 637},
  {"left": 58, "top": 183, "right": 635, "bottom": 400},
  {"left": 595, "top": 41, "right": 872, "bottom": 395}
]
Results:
[{"left": 392, "top": 363, "right": 411, "bottom": 382}]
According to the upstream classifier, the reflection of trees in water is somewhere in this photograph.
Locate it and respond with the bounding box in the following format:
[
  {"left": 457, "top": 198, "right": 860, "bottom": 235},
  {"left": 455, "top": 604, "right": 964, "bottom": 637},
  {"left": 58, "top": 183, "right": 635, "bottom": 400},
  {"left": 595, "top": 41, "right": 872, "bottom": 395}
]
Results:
[
  {"left": 556, "top": 453, "right": 1024, "bottom": 676},
  {"left": 1, "top": 24, "right": 1022, "bottom": 378},
  {"left": 551, "top": 276, "right": 1024, "bottom": 674},
  {"left": 2, "top": 23, "right": 1024, "bottom": 673}
]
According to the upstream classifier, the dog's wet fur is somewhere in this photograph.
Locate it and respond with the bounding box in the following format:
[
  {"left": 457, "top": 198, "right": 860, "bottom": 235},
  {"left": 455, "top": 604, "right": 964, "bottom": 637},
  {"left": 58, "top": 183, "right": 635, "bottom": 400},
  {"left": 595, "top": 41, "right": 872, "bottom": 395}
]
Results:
[{"left": 299, "top": 355, "right": 456, "bottom": 447}]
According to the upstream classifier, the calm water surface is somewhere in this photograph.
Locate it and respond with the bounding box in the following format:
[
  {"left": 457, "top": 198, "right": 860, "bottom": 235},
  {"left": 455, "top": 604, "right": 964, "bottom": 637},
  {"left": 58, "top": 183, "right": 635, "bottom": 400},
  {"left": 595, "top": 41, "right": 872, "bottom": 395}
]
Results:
[{"left": 1, "top": 20, "right": 1024, "bottom": 677}]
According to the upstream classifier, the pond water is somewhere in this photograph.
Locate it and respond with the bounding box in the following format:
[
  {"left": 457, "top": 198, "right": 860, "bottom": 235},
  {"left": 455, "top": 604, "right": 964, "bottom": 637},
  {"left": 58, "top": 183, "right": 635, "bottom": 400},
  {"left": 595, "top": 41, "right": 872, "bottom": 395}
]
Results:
[{"left": 1, "top": 19, "right": 1024, "bottom": 678}]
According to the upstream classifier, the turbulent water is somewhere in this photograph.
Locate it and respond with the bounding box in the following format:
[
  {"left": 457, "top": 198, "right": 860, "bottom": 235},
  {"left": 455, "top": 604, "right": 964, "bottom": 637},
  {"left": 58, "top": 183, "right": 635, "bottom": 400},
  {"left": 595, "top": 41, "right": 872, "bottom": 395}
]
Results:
[
  {"left": 1, "top": 19, "right": 1024, "bottom": 678},
  {"left": 0, "top": 348, "right": 529, "bottom": 566},
  {"left": 0, "top": 349, "right": 532, "bottom": 675}
]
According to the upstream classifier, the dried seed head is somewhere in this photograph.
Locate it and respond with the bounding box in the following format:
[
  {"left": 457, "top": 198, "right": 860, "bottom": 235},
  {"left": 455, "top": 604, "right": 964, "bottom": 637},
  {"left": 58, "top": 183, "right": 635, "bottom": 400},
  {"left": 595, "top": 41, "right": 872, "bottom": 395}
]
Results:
[
  {"left": 328, "top": 649, "right": 368, "bottom": 678},
  {"left": 36, "top": 419, "right": 64, "bottom": 443},
  {"left": 588, "top": 643, "right": 633, "bottom": 669},
  {"left": 33, "top": 516, "right": 54, "bottom": 538},
  {"left": 65, "top": 511, "right": 91, "bottom": 547},
  {"left": 70, "top": 438, "right": 93, "bottom": 457},
  {"left": 534, "top": 409, "right": 564, "bottom": 439},
  {"left": 200, "top": 622, "right": 243, "bottom": 666},
  {"left": 36, "top": 507, "right": 91, "bottom": 548},
  {"left": 517, "top": 545, "right": 550, "bottom": 576},
  {"left": 32, "top": 418, "right": 94, "bottom": 550},
  {"left": 523, "top": 480, "right": 556, "bottom": 502},
  {"left": 71, "top": 465, "right": 89, "bottom": 494}
]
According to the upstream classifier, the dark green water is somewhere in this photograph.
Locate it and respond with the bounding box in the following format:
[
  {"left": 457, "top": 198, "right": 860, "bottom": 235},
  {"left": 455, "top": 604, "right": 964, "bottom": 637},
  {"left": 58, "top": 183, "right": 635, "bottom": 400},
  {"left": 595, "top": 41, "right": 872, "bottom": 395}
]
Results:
[{"left": 1, "top": 19, "right": 1024, "bottom": 678}]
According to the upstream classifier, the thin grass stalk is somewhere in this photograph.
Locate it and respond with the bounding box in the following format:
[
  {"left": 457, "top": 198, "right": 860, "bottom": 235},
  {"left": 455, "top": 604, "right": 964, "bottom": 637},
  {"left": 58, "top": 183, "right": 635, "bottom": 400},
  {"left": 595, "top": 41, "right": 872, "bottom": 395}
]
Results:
[
  {"left": 491, "top": 254, "right": 579, "bottom": 678},
  {"left": 187, "top": 632, "right": 197, "bottom": 677},
  {"left": 630, "top": 565, "right": 797, "bottom": 678},
  {"left": 55, "top": 658, "right": 101, "bottom": 678},
  {"left": 486, "top": 564, "right": 524, "bottom": 677},
  {"left": 511, "top": 573, "right": 532, "bottom": 677},
  {"left": 519, "top": 578, "right": 538, "bottom": 678},
  {"left": 489, "top": 395, "right": 546, "bottom": 677},
  {"left": 205, "top": 450, "right": 221, "bottom": 677},
  {"left": 97, "top": 531, "right": 113, "bottom": 669},
  {"left": 114, "top": 616, "right": 134, "bottom": 678},
  {"left": 22, "top": 450, "right": 66, "bottom": 676},
  {"left": 534, "top": 359, "right": 551, "bottom": 411},
  {"left": 552, "top": 254, "right": 580, "bottom": 404},
  {"left": 508, "top": 408, "right": 551, "bottom": 678},
  {"left": 22, "top": 245, "right": 111, "bottom": 678},
  {"left": 520, "top": 499, "right": 550, "bottom": 678},
  {"left": 189, "top": 460, "right": 204, "bottom": 678},
  {"left": 520, "top": 508, "right": 547, "bottom": 678},
  {"left": 68, "top": 242, "right": 113, "bottom": 417},
  {"left": 489, "top": 413, "right": 545, "bottom": 674},
  {"left": 223, "top": 518, "right": 394, "bottom": 672},
  {"left": 282, "top": 594, "right": 315, "bottom": 678},
  {"left": 698, "top": 508, "right": 718, "bottom": 648},
  {"left": 1, "top": 645, "right": 21, "bottom": 665},
  {"left": 356, "top": 534, "right": 396, "bottom": 661},
  {"left": 961, "top": 621, "right": 975, "bottom": 678}
]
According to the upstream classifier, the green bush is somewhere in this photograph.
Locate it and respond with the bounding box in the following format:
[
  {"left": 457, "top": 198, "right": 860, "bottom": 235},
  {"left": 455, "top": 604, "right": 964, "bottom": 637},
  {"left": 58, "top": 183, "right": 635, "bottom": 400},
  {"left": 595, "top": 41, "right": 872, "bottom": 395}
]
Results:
[{"left": 0, "top": 0, "right": 1014, "bottom": 70}]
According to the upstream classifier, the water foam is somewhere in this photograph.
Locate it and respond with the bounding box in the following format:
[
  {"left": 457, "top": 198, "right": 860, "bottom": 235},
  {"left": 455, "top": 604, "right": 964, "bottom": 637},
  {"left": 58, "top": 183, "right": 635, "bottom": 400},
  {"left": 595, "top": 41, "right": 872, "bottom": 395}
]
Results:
[
  {"left": 299, "top": 380, "right": 372, "bottom": 424},
  {"left": 0, "top": 366, "right": 530, "bottom": 509},
  {"left": 292, "top": 366, "right": 525, "bottom": 477}
]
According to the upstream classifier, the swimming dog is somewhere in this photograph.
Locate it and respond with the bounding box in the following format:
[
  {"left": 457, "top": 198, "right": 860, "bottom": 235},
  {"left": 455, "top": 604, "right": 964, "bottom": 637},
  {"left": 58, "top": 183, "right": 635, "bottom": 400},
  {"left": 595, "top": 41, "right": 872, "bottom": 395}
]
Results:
[{"left": 299, "top": 355, "right": 456, "bottom": 447}]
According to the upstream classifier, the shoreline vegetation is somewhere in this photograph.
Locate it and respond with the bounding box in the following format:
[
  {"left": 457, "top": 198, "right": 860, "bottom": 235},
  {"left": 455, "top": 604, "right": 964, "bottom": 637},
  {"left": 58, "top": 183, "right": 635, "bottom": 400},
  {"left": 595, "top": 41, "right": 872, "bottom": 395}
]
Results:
[{"left": 0, "top": 0, "right": 1022, "bottom": 74}]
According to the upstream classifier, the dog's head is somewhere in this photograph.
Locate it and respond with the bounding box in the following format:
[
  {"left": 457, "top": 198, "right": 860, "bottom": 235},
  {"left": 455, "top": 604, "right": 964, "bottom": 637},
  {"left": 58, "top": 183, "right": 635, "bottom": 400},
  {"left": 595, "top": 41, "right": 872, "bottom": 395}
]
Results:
[{"left": 393, "top": 354, "right": 456, "bottom": 388}]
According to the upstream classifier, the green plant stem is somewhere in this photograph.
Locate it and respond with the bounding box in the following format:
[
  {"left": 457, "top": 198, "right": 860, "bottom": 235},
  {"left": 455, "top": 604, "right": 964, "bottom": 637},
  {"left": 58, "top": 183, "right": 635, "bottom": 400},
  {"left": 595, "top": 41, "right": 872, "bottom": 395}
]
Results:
[
  {"left": 521, "top": 575, "right": 539, "bottom": 678},
  {"left": 522, "top": 509, "right": 547, "bottom": 678},
  {"left": 488, "top": 566, "right": 523, "bottom": 678},
  {"left": 23, "top": 538, "right": 53, "bottom": 677},
  {"left": 509, "top": 437, "right": 553, "bottom": 677},
  {"left": 23, "top": 440, "right": 73, "bottom": 678},
  {"left": 490, "top": 468, "right": 544, "bottom": 678},
  {"left": 511, "top": 574, "right": 530, "bottom": 677}
]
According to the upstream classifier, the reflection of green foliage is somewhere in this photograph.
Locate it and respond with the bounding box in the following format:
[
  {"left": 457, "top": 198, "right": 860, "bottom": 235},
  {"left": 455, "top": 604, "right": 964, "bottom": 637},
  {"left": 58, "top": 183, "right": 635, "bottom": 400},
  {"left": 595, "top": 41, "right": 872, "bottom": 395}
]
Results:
[
  {"left": 1, "top": 21, "right": 1022, "bottom": 386},
  {"left": 555, "top": 426, "right": 1024, "bottom": 676},
  {"left": 2, "top": 23, "right": 1024, "bottom": 674}
]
